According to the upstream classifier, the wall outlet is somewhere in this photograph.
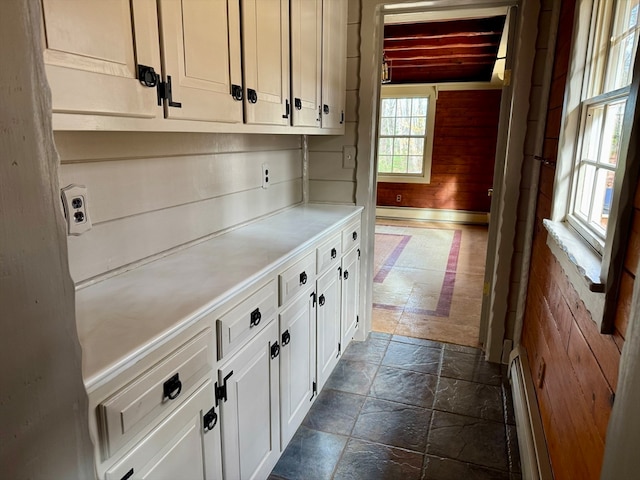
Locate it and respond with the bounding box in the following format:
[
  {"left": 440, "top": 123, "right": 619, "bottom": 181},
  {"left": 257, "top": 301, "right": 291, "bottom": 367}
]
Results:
[
  {"left": 262, "top": 163, "right": 270, "bottom": 189},
  {"left": 61, "top": 184, "right": 92, "bottom": 236},
  {"left": 342, "top": 146, "right": 356, "bottom": 169},
  {"left": 396, "top": 194, "right": 402, "bottom": 202}
]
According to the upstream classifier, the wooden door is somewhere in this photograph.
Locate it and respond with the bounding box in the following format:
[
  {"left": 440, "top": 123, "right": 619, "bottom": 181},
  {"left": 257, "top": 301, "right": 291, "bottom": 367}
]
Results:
[
  {"left": 157, "top": 0, "right": 243, "bottom": 123},
  {"left": 341, "top": 246, "right": 360, "bottom": 351},
  {"left": 241, "top": 0, "right": 290, "bottom": 125},
  {"left": 279, "top": 289, "right": 316, "bottom": 448},
  {"left": 316, "top": 266, "right": 341, "bottom": 391},
  {"left": 218, "top": 321, "right": 280, "bottom": 480},
  {"left": 321, "top": 0, "right": 348, "bottom": 129},
  {"left": 290, "top": 0, "right": 322, "bottom": 127},
  {"left": 41, "top": 0, "right": 161, "bottom": 118}
]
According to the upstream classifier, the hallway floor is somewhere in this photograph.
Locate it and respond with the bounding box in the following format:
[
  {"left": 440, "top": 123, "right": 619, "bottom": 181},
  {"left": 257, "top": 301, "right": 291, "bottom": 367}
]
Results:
[
  {"left": 372, "top": 220, "right": 488, "bottom": 347},
  {"left": 270, "top": 333, "right": 521, "bottom": 480}
]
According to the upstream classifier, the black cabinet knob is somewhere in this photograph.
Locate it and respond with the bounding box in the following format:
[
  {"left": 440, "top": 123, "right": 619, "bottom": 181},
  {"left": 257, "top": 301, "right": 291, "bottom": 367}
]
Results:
[
  {"left": 282, "top": 330, "right": 291, "bottom": 346},
  {"left": 163, "top": 373, "right": 182, "bottom": 400},
  {"left": 300, "top": 271, "right": 308, "bottom": 285},
  {"left": 250, "top": 308, "right": 261, "bottom": 328},
  {"left": 352, "top": 231, "right": 358, "bottom": 241},
  {"left": 344, "top": 270, "right": 349, "bottom": 280},
  {"left": 271, "top": 342, "right": 280, "bottom": 359},
  {"left": 319, "top": 294, "right": 326, "bottom": 306},
  {"left": 331, "top": 248, "right": 337, "bottom": 259}
]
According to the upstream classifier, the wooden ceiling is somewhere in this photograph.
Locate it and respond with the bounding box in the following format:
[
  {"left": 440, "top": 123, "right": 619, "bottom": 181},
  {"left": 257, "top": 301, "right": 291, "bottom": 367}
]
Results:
[{"left": 383, "top": 16, "right": 506, "bottom": 84}]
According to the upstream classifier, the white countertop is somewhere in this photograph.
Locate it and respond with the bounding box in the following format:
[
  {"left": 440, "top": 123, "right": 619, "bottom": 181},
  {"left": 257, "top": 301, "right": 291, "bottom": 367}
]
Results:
[{"left": 76, "top": 203, "right": 362, "bottom": 390}]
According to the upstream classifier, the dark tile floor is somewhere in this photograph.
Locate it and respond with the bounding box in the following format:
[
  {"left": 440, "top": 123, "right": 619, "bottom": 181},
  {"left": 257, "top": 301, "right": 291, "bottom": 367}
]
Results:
[{"left": 270, "top": 332, "right": 521, "bottom": 480}]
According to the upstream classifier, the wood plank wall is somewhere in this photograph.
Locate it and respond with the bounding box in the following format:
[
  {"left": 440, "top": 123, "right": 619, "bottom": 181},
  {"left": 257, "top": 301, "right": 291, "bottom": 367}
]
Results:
[
  {"left": 521, "top": 0, "right": 634, "bottom": 477},
  {"left": 56, "top": 132, "right": 303, "bottom": 283},
  {"left": 376, "top": 89, "right": 501, "bottom": 211}
]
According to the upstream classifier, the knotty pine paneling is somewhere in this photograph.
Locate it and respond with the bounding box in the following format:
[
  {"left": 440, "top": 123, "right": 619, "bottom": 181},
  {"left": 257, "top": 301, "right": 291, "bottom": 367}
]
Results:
[
  {"left": 520, "top": 0, "right": 634, "bottom": 477},
  {"left": 377, "top": 89, "right": 501, "bottom": 212},
  {"left": 58, "top": 132, "right": 303, "bottom": 283}
]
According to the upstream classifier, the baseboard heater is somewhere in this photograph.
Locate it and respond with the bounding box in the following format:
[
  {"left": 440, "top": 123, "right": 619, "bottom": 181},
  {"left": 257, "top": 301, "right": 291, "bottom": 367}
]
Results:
[{"left": 508, "top": 345, "right": 553, "bottom": 480}]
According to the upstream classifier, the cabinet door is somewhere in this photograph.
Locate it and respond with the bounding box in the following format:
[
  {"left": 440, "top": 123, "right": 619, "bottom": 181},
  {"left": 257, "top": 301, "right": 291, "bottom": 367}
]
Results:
[
  {"left": 279, "top": 289, "right": 316, "bottom": 448},
  {"left": 105, "top": 380, "right": 222, "bottom": 480},
  {"left": 290, "top": 0, "right": 322, "bottom": 127},
  {"left": 341, "top": 246, "right": 360, "bottom": 351},
  {"left": 158, "top": 0, "right": 243, "bottom": 123},
  {"left": 219, "top": 321, "right": 280, "bottom": 480},
  {"left": 241, "top": 0, "right": 290, "bottom": 125},
  {"left": 42, "top": 0, "right": 161, "bottom": 118},
  {"left": 316, "top": 267, "right": 341, "bottom": 392},
  {"left": 321, "top": 0, "right": 348, "bottom": 129}
]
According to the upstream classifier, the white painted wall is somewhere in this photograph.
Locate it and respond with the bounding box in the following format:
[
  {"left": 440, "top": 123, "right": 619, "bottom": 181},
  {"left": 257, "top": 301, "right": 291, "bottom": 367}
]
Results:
[
  {"left": 0, "top": 2, "right": 94, "bottom": 478},
  {"left": 57, "top": 133, "right": 303, "bottom": 283}
]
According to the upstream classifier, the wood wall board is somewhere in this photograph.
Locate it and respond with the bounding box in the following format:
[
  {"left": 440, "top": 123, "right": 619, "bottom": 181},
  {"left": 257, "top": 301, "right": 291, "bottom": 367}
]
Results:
[
  {"left": 623, "top": 209, "right": 640, "bottom": 275},
  {"left": 614, "top": 270, "right": 633, "bottom": 339},
  {"left": 308, "top": 179, "right": 355, "bottom": 204}
]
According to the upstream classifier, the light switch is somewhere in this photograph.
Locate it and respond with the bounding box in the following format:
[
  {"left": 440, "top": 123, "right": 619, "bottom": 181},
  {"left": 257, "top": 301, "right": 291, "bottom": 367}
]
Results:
[{"left": 342, "top": 146, "right": 356, "bottom": 169}]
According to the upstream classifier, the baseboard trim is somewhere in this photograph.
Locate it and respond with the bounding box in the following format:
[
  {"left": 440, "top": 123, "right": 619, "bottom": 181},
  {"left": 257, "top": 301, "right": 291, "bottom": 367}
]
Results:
[
  {"left": 376, "top": 206, "right": 489, "bottom": 225},
  {"left": 508, "top": 345, "right": 553, "bottom": 480}
]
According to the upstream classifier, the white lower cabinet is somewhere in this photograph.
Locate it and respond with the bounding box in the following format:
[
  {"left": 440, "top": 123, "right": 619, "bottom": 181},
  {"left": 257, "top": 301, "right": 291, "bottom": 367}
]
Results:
[
  {"left": 105, "top": 379, "right": 222, "bottom": 480},
  {"left": 279, "top": 287, "right": 317, "bottom": 448},
  {"left": 218, "top": 320, "right": 280, "bottom": 480},
  {"left": 340, "top": 245, "right": 360, "bottom": 351},
  {"left": 316, "top": 265, "right": 341, "bottom": 392}
]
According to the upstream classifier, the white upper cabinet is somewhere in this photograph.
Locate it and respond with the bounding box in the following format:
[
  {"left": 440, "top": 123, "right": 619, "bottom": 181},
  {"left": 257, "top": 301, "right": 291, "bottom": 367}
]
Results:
[
  {"left": 290, "top": 0, "right": 322, "bottom": 127},
  {"left": 157, "top": 0, "right": 243, "bottom": 123},
  {"left": 241, "top": 0, "right": 290, "bottom": 126},
  {"left": 42, "top": 0, "right": 161, "bottom": 118},
  {"left": 321, "top": 0, "right": 348, "bottom": 129}
]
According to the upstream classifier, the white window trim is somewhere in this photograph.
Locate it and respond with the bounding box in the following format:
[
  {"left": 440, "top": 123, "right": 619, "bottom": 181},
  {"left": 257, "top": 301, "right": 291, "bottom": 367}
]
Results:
[
  {"left": 549, "top": 0, "right": 640, "bottom": 332},
  {"left": 377, "top": 83, "right": 436, "bottom": 184}
]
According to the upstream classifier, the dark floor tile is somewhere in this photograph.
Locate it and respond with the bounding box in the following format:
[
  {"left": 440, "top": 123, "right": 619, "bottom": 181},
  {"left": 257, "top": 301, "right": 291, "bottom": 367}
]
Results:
[
  {"left": 271, "top": 426, "right": 346, "bottom": 480},
  {"left": 444, "top": 343, "right": 483, "bottom": 355},
  {"left": 382, "top": 341, "right": 442, "bottom": 375},
  {"left": 441, "top": 349, "right": 503, "bottom": 386},
  {"left": 342, "top": 338, "right": 389, "bottom": 364},
  {"left": 325, "top": 359, "right": 379, "bottom": 395},
  {"left": 391, "top": 334, "right": 444, "bottom": 349},
  {"left": 369, "top": 366, "right": 438, "bottom": 408},
  {"left": 370, "top": 331, "right": 392, "bottom": 341},
  {"left": 506, "top": 424, "right": 521, "bottom": 474},
  {"left": 427, "top": 411, "right": 508, "bottom": 472},
  {"left": 434, "top": 377, "right": 504, "bottom": 422},
  {"left": 302, "top": 389, "right": 365, "bottom": 436},
  {"left": 333, "top": 438, "right": 424, "bottom": 480},
  {"left": 423, "top": 455, "right": 510, "bottom": 480},
  {"left": 502, "top": 382, "right": 516, "bottom": 425},
  {"left": 351, "top": 397, "right": 432, "bottom": 452}
]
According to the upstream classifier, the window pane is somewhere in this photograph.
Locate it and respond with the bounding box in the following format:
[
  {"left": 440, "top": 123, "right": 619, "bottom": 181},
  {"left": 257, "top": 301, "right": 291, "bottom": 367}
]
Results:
[
  {"left": 411, "top": 98, "right": 428, "bottom": 116},
  {"left": 582, "top": 104, "right": 604, "bottom": 162},
  {"left": 589, "top": 169, "right": 616, "bottom": 231},
  {"left": 378, "top": 137, "right": 393, "bottom": 155},
  {"left": 381, "top": 99, "right": 396, "bottom": 117},
  {"left": 599, "top": 100, "right": 626, "bottom": 166},
  {"left": 408, "top": 156, "right": 423, "bottom": 174},
  {"left": 393, "top": 137, "right": 409, "bottom": 155},
  {"left": 394, "top": 117, "right": 411, "bottom": 136},
  {"left": 378, "top": 155, "right": 392, "bottom": 173},
  {"left": 411, "top": 117, "right": 426, "bottom": 136},
  {"left": 392, "top": 155, "right": 408, "bottom": 173},
  {"left": 409, "top": 138, "right": 424, "bottom": 156},
  {"left": 575, "top": 163, "right": 596, "bottom": 220},
  {"left": 396, "top": 99, "right": 411, "bottom": 117},
  {"left": 380, "top": 117, "right": 395, "bottom": 135},
  {"left": 605, "top": 1, "right": 639, "bottom": 91}
]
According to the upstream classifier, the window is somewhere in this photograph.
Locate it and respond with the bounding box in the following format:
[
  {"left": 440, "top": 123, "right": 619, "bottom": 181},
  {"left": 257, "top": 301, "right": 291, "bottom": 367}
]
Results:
[
  {"left": 376, "top": 84, "right": 436, "bottom": 183},
  {"left": 566, "top": 0, "right": 639, "bottom": 253}
]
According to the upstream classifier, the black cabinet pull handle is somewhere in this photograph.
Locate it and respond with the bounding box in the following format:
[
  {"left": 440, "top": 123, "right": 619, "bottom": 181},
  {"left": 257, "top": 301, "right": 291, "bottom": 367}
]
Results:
[
  {"left": 352, "top": 231, "right": 358, "bottom": 241},
  {"left": 231, "top": 84, "right": 243, "bottom": 101},
  {"left": 203, "top": 407, "right": 218, "bottom": 432},
  {"left": 250, "top": 308, "right": 261, "bottom": 328},
  {"left": 323, "top": 104, "right": 330, "bottom": 114},
  {"left": 300, "top": 271, "right": 308, "bottom": 285},
  {"left": 295, "top": 98, "right": 302, "bottom": 110},
  {"left": 319, "top": 294, "right": 325, "bottom": 306},
  {"left": 247, "top": 88, "right": 258, "bottom": 104},
  {"left": 331, "top": 248, "right": 337, "bottom": 259},
  {"left": 137, "top": 64, "right": 158, "bottom": 87},
  {"left": 271, "top": 342, "right": 280, "bottom": 359},
  {"left": 282, "top": 330, "right": 291, "bottom": 346},
  {"left": 344, "top": 270, "right": 349, "bottom": 280},
  {"left": 120, "top": 468, "right": 134, "bottom": 480},
  {"left": 163, "top": 373, "right": 182, "bottom": 400}
]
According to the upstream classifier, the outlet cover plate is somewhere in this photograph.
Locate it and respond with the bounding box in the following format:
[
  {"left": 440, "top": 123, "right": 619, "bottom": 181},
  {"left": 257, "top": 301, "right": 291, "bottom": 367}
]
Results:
[{"left": 61, "top": 184, "right": 92, "bottom": 235}]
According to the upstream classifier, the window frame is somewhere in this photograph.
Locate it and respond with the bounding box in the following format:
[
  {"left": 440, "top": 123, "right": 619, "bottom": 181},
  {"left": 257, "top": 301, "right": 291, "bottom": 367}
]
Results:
[
  {"left": 549, "top": 0, "right": 640, "bottom": 332},
  {"left": 376, "top": 84, "right": 436, "bottom": 184}
]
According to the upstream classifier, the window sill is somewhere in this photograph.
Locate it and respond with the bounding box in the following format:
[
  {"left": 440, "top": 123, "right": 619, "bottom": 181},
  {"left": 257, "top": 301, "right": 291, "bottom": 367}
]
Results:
[
  {"left": 542, "top": 219, "right": 605, "bottom": 325},
  {"left": 377, "top": 174, "right": 431, "bottom": 184}
]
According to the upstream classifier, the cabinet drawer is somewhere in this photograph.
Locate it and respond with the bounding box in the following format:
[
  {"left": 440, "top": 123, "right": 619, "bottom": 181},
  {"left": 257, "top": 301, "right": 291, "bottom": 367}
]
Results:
[
  {"left": 279, "top": 252, "right": 316, "bottom": 306},
  {"left": 98, "top": 329, "right": 213, "bottom": 459},
  {"left": 342, "top": 221, "right": 361, "bottom": 253},
  {"left": 217, "top": 279, "right": 277, "bottom": 360},
  {"left": 316, "top": 233, "right": 342, "bottom": 275}
]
